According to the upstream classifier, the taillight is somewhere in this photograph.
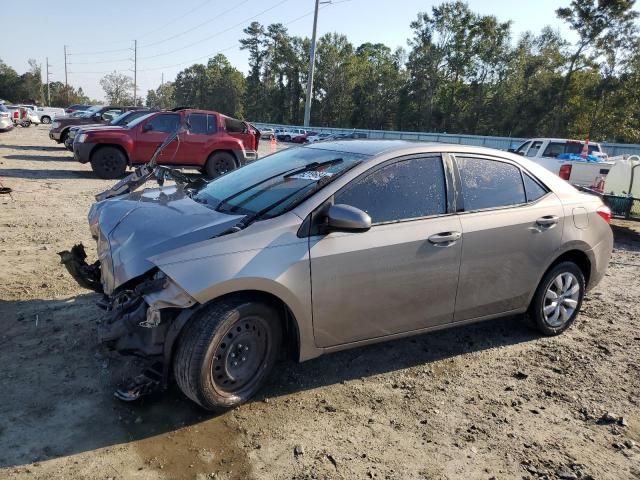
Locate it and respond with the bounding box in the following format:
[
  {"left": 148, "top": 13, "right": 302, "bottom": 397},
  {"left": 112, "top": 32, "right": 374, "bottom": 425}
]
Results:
[
  {"left": 559, "top": 164, "right": 572, "bottom": 180},
  {"left": 596, "top": 205, "right": 611, "bottom": 224}
]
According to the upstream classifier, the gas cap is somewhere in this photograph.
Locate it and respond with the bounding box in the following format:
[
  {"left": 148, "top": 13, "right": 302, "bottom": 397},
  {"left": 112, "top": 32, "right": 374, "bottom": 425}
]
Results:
[{"left": 572, "top": 207, "right": 589, "bottom": 229}]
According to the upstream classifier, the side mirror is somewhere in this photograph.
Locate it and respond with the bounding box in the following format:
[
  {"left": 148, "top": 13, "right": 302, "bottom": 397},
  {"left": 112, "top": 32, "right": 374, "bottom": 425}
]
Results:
[
  {"left": 326, "top": 204, "right": 371, "bottom": 232},
  {"left": 142, "top": 123, "right": 153, "bottom": 132}
]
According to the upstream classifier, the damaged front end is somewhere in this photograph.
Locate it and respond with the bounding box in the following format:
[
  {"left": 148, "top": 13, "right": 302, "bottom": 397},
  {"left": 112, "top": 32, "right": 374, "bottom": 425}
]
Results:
[{"left": 58, "top": 120, "right": 205, "bottom": 401}]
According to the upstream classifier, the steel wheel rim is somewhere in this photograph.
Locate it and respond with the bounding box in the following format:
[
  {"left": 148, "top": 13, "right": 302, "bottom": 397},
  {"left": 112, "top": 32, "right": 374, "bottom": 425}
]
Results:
[
  {"left": 542, "top": 272, "right": 580, "bottom": 327},
  {"left": 215, "top": 158, "right": 234, "bottom": 176},
  {"left": 211, "top": 316, "right": 269, "bottom": 395}
]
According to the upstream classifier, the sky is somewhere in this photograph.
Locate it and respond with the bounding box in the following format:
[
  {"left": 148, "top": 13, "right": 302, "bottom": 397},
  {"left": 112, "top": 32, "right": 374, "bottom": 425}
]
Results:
[{"left": 3, "top": 0, "right": 580, "bottom": 102}]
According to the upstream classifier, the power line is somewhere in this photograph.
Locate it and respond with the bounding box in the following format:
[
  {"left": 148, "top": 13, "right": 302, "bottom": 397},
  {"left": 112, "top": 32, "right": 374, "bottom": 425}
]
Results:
[
  {"left": 67, "top": 57, "right": 131, "bottom": 65},
  {"left": 139, "top": 0, "right": 289, "bottom": 60},
  {"left": 137, "top": 0, "right": 212, "bottom": 39},
  {"left": 140, "top": 0, "right": 250, "bottom": 48}
]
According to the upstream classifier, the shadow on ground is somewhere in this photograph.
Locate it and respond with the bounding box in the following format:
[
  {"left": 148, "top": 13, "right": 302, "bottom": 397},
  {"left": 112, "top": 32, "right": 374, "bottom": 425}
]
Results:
[
  {"left": 0, "top": 145, "right": 64, "bottom": 152},
  {"left": 0, "top": 168, "right": 96, "bottom": 180},
  {"left": 4, "top": 154, "right": 75, "bottom": 162},
  {"left": 0, "top": 292, "right": 537, "bottom": 469}
]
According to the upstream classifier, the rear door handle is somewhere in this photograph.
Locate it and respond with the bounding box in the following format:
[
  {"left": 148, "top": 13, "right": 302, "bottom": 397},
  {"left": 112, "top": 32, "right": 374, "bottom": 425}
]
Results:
[
  {"left": 536, "top": 215, "right": 559, "bottom": 226},
  {"left": 428, "top": 231, "right": 461, "bottom": 245}
]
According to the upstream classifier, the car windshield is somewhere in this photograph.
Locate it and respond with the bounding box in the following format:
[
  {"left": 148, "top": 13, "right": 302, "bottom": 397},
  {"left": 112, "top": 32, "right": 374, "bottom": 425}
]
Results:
[
  {"left": 125, "top": 113, "right": 154, "bottom": 129},
  {"left": 109, "top": 111, "right": 130, "bottom": 124},
  {"left": 193, "top": 147, "right": 368, "bottom": 219}
]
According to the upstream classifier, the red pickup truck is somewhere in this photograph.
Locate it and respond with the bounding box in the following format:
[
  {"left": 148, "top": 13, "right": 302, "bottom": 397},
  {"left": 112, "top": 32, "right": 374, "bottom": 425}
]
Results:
[{"left": 73, "top": 108, "right": 260, "bottom": 179}]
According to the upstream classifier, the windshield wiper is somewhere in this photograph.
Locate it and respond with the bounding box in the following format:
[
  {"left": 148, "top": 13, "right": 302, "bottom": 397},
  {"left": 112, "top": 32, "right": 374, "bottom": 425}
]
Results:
[
  {"left": 214, "top": 158, "right": 343, "bottom": 212},
  {"left": 226, "top": 160, "right": 361, "bottom": 233}
]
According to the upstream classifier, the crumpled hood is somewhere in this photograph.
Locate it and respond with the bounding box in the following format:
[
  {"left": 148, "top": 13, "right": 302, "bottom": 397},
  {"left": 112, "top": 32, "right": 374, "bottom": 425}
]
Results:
[{"left": 90, "top": 185, "right": 244, "bottom": 294}]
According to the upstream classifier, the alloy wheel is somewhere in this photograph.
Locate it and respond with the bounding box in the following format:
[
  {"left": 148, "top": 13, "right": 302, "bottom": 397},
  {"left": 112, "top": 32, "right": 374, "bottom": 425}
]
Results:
[{"left": 542, "top": 272, "right": 580, "bottom": 328}]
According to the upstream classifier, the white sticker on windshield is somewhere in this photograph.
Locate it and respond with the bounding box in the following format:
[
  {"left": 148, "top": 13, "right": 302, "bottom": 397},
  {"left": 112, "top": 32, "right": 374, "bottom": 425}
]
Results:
[{"left": 289, "top": 171, "right": 334, "bottom": 181}]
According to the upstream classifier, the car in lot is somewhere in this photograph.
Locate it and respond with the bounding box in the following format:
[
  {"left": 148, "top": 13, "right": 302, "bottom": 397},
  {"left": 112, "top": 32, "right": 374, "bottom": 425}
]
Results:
[
  {"left": 0, "top": 103, "right": 13, "bottom": 132},
  {"left": 49, "top": 105, "right": 132, "bottom": 144},
  {"left": 64, "top": 109, "right": 157, "bottom": 151},
  {"left": 66, "top": 104, "right": 92, "bottom": 114},
  {"left": 73, "top": 108, "right": 260, "bottom": 178},
  {"left": 306, "top": 132, "right": 332, "bottom": 143},
  {"left": 291, "top": 131, "right": 317, "bottom": 144},
  {"left": 18, "top": 105, "right": 65, "bottom": 124},
  {"left": 277, "top": 128, "right": 307, "bottom": 142},
  {"left": 60, "top": 140, "right": 613, "bottom": 411},
  {"left": 259, "top": 127, "right": 275, "bottom": 139}
]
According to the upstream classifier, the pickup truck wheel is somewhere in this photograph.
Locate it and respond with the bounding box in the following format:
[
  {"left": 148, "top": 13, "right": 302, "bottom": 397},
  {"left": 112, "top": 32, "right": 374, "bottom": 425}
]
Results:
[
  {"left": 173, "top": 298, "right": 283, "bottom": 411},
  {"left": 204, "top": 152, "right": 236, "bottom": 179},
  {"left": 90, "top": 146, "right": 127, "bottom": 179},
  {"left": 41, "top": 116, "right": 51, "bottom": 124}
]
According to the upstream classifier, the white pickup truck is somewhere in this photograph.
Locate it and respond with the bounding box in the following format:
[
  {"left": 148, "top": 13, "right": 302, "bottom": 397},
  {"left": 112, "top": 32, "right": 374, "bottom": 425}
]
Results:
[
  {"left": 510, "top": 138, "right": 613, "bottom": 189},
  {"left": 18, "top": 105, "right": 66, "bottom": 124}
]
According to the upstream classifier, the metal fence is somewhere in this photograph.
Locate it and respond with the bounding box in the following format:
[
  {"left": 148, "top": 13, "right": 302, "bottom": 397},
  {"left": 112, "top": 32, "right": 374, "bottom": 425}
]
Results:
[{"left": 254, "top": 122, "right": 640, "bottom": 157}]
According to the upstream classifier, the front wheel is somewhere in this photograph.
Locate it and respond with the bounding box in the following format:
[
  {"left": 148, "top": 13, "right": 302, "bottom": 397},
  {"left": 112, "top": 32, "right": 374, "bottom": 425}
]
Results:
[
  {"left": 41, "top": 116, "right": 51, "bottom": 124},
  {"left": 204, "top": 151, "right": 236, "bottom": 179},
  {"left": 90, "top": 146, "right": 127, "bottom": 179},
  {"left": 173, "top": 298, "right": 283, "bottom": 411},
  {"left": 529, "top": 261, "right": 585, "bottom": 335}
]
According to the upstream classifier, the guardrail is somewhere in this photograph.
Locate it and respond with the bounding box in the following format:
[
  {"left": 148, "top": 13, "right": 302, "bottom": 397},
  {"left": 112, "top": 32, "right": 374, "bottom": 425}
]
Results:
[{"left": 254, "top": 122, "right": 640, "bottom": 157}]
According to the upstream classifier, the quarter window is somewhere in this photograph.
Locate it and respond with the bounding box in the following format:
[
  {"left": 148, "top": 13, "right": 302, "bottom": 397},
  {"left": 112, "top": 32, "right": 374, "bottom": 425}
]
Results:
[
  {"left": 457, "top": 156, "right": 526, "bottom": 211},
  {"left": 523, "top": 173, "right": 548, "bottom": 202},
  {"left": 334, "top": 156, "right": 446, "bottom": 223}
]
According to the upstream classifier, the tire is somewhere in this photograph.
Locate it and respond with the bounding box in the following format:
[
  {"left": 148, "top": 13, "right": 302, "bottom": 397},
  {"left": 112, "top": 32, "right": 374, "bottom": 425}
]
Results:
[
  {"left": 41, "top": 116, "right": 51, "bottom": 124},
  {"left": 528, "top": 261, "right": 585, "bottom": 336},
  {"left": 284, "top": 135, "right": 291, "bottom": 142},
  {"left": 21, "top": 120, "right": 31, "bottom": 128},
  {"left": 173, "top": 298, "right": 283, "bottom": 411},
  {"left": 60, "top": 129, "right": 69, "bottom": 144},
  {"left": 90, "top": 146, "right": 127, "bottom": 179},
  {"left": 204, "top": 151, "right": 236, "bottom": 179}
]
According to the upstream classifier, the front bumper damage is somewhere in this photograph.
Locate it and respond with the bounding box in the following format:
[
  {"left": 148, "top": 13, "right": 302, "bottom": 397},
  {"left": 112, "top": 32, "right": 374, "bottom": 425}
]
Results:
[{"left": 59, "top": 243, "right": 197, "bottom": 401}]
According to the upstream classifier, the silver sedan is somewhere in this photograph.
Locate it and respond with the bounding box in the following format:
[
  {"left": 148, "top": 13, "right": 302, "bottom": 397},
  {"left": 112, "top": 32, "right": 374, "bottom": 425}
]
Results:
[{"left": 62, "top": 140, "right": 613, "bottom": 410}]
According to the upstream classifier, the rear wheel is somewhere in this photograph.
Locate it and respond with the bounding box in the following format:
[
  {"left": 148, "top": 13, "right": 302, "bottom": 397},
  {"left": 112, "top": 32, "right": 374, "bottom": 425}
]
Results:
[
  {"left": 21, "top": 120, "right": 31, "bottom": 128},
  {"left": 90, "top": 146, "right": 127, "bottom": 179},
  {"left": 173, "top": 298, "right": 283, "bottom": 411},
  {"left": 284, "top": 135, "right": 291, "bottom": 142},
  {"left": 41, "top": 116, "right": 51, "bottom": 124},
  {"left": 204, "top": 151, "right": 236, "bottom": 179},
  {"left": 529, "top": 261, "right": 585, "bottom": 335}
]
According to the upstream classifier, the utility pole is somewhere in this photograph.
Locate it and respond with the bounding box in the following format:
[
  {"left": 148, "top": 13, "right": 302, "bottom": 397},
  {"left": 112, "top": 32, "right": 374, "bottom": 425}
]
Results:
[
  {"left": 303, "top": 0, "right": 324, "bottom": 127},
  {"left": 161, "top": 72, "right": 164, "bottom": 87},
  {"left": 63, "top": 45, "right": 69, "bottom": 103},
  {"left": 45, "top": 57, "right": 51, "bottom": 106},
  {"left": 133, "top": 40, "right": 138, "bottom": 105}
]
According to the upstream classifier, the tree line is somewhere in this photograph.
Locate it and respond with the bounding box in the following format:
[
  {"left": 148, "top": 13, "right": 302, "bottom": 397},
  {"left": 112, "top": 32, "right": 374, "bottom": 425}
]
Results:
[{"left": 2, "top": 0, "right": 639, "bottom": 143}]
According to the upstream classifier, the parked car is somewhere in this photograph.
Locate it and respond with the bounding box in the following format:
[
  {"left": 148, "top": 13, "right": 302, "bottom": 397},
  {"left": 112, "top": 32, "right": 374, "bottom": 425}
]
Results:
[
  {"left": 18, "top": 105, "right": 65, "bottom": 124},
  {"left": 64, "top": 109, "right": 157, "bottom": 151},
  {"left": 60, "top": 140, "right": 613, "bottom": 411},
  {"left": 73, "top": 108, "right": 260, "bottom": 179},
  {"left": 66, "top": 104, "right": 92, "bottom": 114},
  {"left": 0, "top": 104, "right": 13, "bottom": 132},
  {"left": 5, "top": 105, "right": 32, "bottom": 127},
  {"left": 291, "top": 131, "right": 318, "bottom": 144},
  {"left": 510, "top": 138, "right": 613, "bottom": 189},
  {"left": 277, "top": 128, "right": 307, "bottom": 142},
  {"left": 306, "top": 133, "right": 332, "bottom": 143},
  {"left": 259, "top": 127, "right": 275, "bottom": 139},
  {"left": 49, "top": 105, "right": 130, "bottom": 144}
]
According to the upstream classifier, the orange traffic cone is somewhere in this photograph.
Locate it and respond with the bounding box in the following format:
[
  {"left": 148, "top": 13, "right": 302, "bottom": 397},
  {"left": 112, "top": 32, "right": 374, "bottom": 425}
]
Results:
[{"left": 270, "top": 135, "right": 277, "bottom": 153}]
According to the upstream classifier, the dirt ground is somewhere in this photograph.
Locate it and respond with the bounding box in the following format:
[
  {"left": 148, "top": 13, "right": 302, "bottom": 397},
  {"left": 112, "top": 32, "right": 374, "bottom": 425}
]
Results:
[{"left": 0, "top": 125, "right": 639, "bottom": 480}]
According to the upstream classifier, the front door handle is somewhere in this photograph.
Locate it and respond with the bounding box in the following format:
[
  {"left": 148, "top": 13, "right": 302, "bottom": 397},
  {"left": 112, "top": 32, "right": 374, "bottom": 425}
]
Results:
[
  {"left": 428, "top": 231, "right": 461, "bottom": 245},
  {"left": 536, "top": 215, "right": 559, "bottom": 226}
]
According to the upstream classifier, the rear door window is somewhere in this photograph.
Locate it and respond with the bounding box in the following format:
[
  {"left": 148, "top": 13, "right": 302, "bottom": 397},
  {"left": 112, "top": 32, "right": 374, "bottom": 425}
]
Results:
[
  {"left": 456, "top": 156, "right": 526, "bottom": 211},
  {"left": 334, "top": 156, "right": 446, "bottom": 224},
  {"left": 542, "top": 142, "right": 565, "bottom": 157}
]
